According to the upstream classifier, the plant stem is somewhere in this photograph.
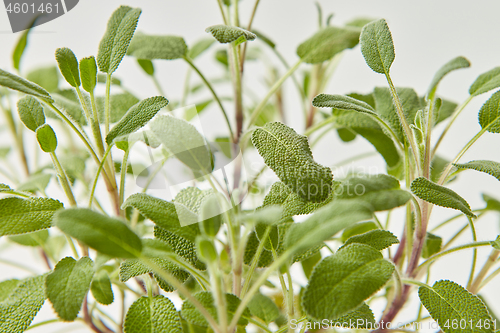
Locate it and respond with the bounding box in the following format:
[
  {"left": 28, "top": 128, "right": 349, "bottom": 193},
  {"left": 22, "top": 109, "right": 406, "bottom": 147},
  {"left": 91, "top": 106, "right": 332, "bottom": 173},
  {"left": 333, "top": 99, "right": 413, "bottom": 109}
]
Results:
[
  {"left": 183, "top": 56, "right": 235, "bottom": 141},
  {"left": 230, "top": 42, "right": 244, "bottom": 140},
  {"left": 119, "top": 149, "right": 130, "bottom": 207},
  {"left": 271, "top": 246, "right": 292, "bottom": 333},
  {"left": 478, "top": 265, "right": 500, "bottom": 291},
  {"left": 430, "top": 209, "right": 485, "bottom": 232},
  {"left": 0, "top": 257, "right": 38, "bottom": 274},
  {"left": 104, "top": 74, "right": 112, "bottom": 136},
  {"left": 50, "top": 152, "right": 76, "bottom": 206},
  {"left": 25, "top": 319, "right": 63, "bottom": 331},
  {"left": 217, "top": 0, "right": 228, "bottom": 24},
  {"left": 466, "top": 216, "right": 478, "bottom": 289},
  {"left": 247, "top": 59, "right": 303, "bottom": 128},
  {"left": 240, "top": 0, "right": 261, "bottom": 71},
  {"left": 0, "top": 103, "right": 29, "bottom": 175},
  {"left": 469, "top": 249, "right": 500, "bottom": 293},
  {"left": 89, "top": 90, "right": 106, "bottom": 157},
  {"left": 89, "top": 145, "right": 113, "bottom": 208},
  {"left": 241, "top": 226, "right": 271, "bottom": 297}
]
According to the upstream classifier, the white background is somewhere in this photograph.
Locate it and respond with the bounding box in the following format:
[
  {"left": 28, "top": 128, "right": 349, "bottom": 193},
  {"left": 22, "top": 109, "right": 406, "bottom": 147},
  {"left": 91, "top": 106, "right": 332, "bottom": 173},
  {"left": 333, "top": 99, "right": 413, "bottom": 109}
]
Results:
[{"left": 1, "top": 1, "right": 500, "bottom": 332}]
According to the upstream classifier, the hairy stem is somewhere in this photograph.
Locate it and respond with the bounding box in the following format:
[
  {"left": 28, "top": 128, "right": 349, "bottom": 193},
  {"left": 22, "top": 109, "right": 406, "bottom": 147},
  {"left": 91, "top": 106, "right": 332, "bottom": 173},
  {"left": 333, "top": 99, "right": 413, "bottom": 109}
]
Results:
[{"left": 469, "top": 249, "right": 500, "bottom": 293}]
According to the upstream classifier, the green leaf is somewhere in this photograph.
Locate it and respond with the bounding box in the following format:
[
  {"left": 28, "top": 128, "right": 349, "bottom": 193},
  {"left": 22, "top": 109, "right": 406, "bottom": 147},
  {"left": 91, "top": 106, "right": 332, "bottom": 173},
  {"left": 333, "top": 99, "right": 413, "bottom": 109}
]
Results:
[
  {"left": 127, "top": 33, "right": 188, "bottom": 60},
  {"left": 334, "top": 174, "right": 411, "bottom": 211},
  {"left": 478, "top": 90, "right": 500, "bottom": 133},
  {"left": 124, "top": 295, "right": 182, "bottom": 333},
  {"left": 97, "top": 6, "right": 142, "bottom": 75},
  {"left": 454, "top": 160, "right": 500, "bottom": 181},
  {"left": 106, "top": 96, "right": 169, "bottom": 145},
  {"left": 46, "top": 257, "right": 94, "bottom": 321},
  {"left": 205, "top": 25, "right": 256, "bottom": 44},
  {"left": 8, "top": 230, "right": 49, "bottom": 247},
  {"left": 96, "top": 91, "right": 140, "bottom": 123},
  {"left": 431, "top": 155, "right": 452, "bottom": 183},
  {"left": 418, "top": 280, "right": 494, "bottom": 333},
  {"left": 252, "top": 122, "right": 333, "bottom": 202},
  {"left": 285, "top": 200, "right": 373, "bottom": 254},
  {"left": 188, "top": 38, "right": 215, "bottom": 59},
  {"left": 51, "top": 91, "right": 87, "bottom": 126},
  {"left": 301, "top": 252, "right": 322, "bottom": 279},
  {"left": 243, "top": 232, "right": 274, "bottom": 268},
  {"left": 427, "top": 56, "right": 470, "bottom": 99},
  {"left": 91, "top": 271, "right": 114, "bottom": 305},
  {"left": 12, "top": 28, "right": 30, "bottom": 71},
  {"left": 434, "top": 99, "right": 458, "bottom": 125},
  {"left": 80, "top": 56, "right": 98, "bottom": 93},
  {"left": 17, "top": 173, "right": 52, "bottom": 193},
  {"left": 0, "top": 197, "right": 63, "bottom": 236},
  {"left": 313, "top": 93, "right": 377, "bottom": 115},
  {"left": 469, "top": 67, "right": 500, "bottom": 96},
  {"left": 0, "top": 68, "right": 52, "bottom": 101},
  {"left": 181, "top": 292, "right": 251, "bottom": 327},
  {"left": 253, "top": 30, "right": 276, "bottom": 49},
  {"left": 55, "top": 48, "right": 81, "bottom": 88},
  {"left": 17, "top": 95, "right": 45, "bottom": 132},
  {"left": 341, "top": 221, "right": 378, "bottom": 242},
  {"left": 340, "top": 229, "right": 399, "bottom": 251},
  {"left": 196, "top": 237, "right": 218, "bottom": 264},
  {"left": 0, "top": 275, "right": 46, "bottom": 333},
  {"left": 324, "top": 303, "right": 376, "bottom": 329},
  {"left": 53, "top": 208, "right": 142, "bottom": 258},
  {"left": 360, "top": 19, "right": 395, "bottom": 74},
  {"left": 297, "top": 26, "right": 360, "bottom": 64},
  {"left": 411, "top": 177, "right": 475, "bottom": 217},
  {"left": 26, "top": 66, "right": 59, "bottom": 92},
  {"left": 482, "top": 193, "right": 500, "bottom": 212},
  {"left": 0, "top": 280, "right": 20, "bottom": 302},
  {"left": 149, "top": 115, "right": 213, "bottom": 174},
  {"left": 36, "top": 124, "right": 58, "bottom": 153},
  {"left": 491, "top": 236, "right": 500, "bottom": 250},
  {"left": 247, "top": 293, "right": 280, "bottom": 324},
  {"left": 422, "top": 232, "right": 442, "bottom": 258},
  {"left": 302, "top": 243, "right": 394, "bottom": 320},
  {"left": 137, "top": 59, "right": 154, "bottom": 76}
]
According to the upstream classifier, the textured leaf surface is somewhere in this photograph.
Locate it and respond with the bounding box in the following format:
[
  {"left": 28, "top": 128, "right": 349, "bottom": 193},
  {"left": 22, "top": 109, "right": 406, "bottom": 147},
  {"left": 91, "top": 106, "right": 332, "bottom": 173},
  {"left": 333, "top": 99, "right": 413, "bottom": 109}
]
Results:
[
  {"left": 418, "top": 280, "right": 494, "bottom": 333},
  {"left": 46, "top": 257, "right": 94, "bottom": 321},
  {"left": 312, "top": 94, "right": 377, "bottom": 115},
  {"left": 360, "top": 19, "right": 395, "bottom": 74},
  {"left": 54, "top": 208, "right": 142, "bottom": 258},
  {"left": 181, "top": 292, "right": 251, "bottom": 327},
  {"left": 8, "top": 230, "right": 49, "bottom": 247},
  {"left": 91, "top": 271, "right": 114, "bottom": 305},
  {"left": 205, "top": 25, "right": 256, "bottom": 44},
  {"left": 97, "top": 6, "right": 142, "bottom": 74},
  {"left": 124, "top": 295, "right": 182, "bottom": 333},
  {"left": 340, "top": 229, "right": 399, "bottom": 251},
  {"left": 334, "top": 174, "right": 411, "bottom": 211},
  {"left": 297, "top": 26, "right": 360, "bottom": 64},
  {"left": 17, "top": 96, "right": 45, "bottom": 132},
  {"left": 285, "top": 200, "right": 373, "bottom": 254},
  {"left": 0, "top": 280, "right": 20, "bottom": 302},
  {"left": 36, "top": 124, "right": 57, "bottom": 153},
  {"left": 80, "top": 56, "right": 97, "bottom": 93},
  {"left": 96, "top": 92, "right": 140, "bottom": 123},
  {"left": 0, "top": 275, "right": 46, "bottom": 333},
  {"left": 243, "top": 232, "right": 274, "bottom": 268},
  {"left": 478, "top": 90, "right": 500, "bottom": 133},
  {"left": 303, "top": 243, "right": 394, "bottom": 320},
  {"left": 454, "top": 160, "right": 500, "bottom": 181},
  {"left": 55, "top": 48, "right": 81, "bottom": 88},
  {"left": 411, "top": 177, "right": 475, "bottom": 217},
  {"left": 188, "top": 38, "right": 215, "bottom": 59},
  {"left": 327, "top": 303, "right": 376, "bottom": 329},
  {"left": 150, "top": 115, "right": 212, "bottom": 174},
  {"left": 25, "top": 66, "right": 59, "bottom": 93},
  {"left": 247, "top": 293, "right": 280, "bottom": 323},
  {"left": 422, "top": 232, "right": 443, "bottom": 258},
  {"left": 427, "top": 56, "right": 470, "bottom": 98},
  {"left": 0, "top": 68, "right": 53, "bottom": 101},
  {"left": 252, "top": 122, "right": 333, "bottom": 202},
  {"left": 469, "top": 67, "right": 500, "bottom": 96},
  {"left": 341, "top": 221, "right": 378, "bottom": 242},
  {"left": 127, "top": 33, "right": 188, "bottom": 60},
  {"left": 106, "top": 96, "right": 168, "bottom": 145},
  {"left": 0, "top": 197, "right": 62, "bottom": 236}
]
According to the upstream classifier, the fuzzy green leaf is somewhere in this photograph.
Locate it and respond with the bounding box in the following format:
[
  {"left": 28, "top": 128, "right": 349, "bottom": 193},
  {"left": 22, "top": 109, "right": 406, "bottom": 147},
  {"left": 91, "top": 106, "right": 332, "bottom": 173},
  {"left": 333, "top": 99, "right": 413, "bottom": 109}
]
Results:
[
  {"left": 80, "top": 56, "right": 98, "bottom": 93},
  {"left": 127, "top": 33, "right": 188, "bottom": 60},
  {"left": 297, "top": 26, "right": 360, "bottom": 64},
  {"left": 313, "top": 93, "right": 377, "bottom": 115},
  {"left": 149, "top": 115, "right": 213, "bottom": 174},
  {"left": 17, "top": 95, "right": 45, "bottom": 132},
  {"left": 51, "top": 91, "right": 87, "bottom": 126},
  {"left": 335, "top": 174, "right": 411, "bottom": 211},
  {"left": 181, "top": 292, "right": 251, "bottom": 327},
  {"left": 247, "top": 293, "right": 280, "bottom": 324},
  {"left": 26, "top": 66, "right": 60, "bottom": 92},
  {"left": 418, "top": 280, "right": 494, "bottom": 333},
  {"left": 303, "top": 243, "right": 394, "bottom": 320},
  {"left": 106, "top": 96, "right": 168, "bottom": 145},
  {"left": 360, "top": 19, "right": 395, "bottom": 74},
  {"left": 454, "top": 160, "right": 500, "bottom": 181},
  {"left": 54, "top": 208, "right": 142, "bottom": 258},
  {"left": 478, "top": 90, "right": 500, "bottom": 133},
  {"left": 469, "top": 67, "right": 500, "bottom": 96},
  {"left": 326, "top": 303, "right": 376, "bottom": 329},
  {"left": 243, "top": 232, "right": 274, "bottom": 268},
  {"left": 124, "top": 295, "right": 182, "bottom": 333},
  {"left": 482, "top": 193, "right": 500, "bottom": 212},
  {"left": 91, "top": 271, "right": 114, "bottom": 305},
  {"left": 137, "top": 59, "right": 154, "bottom": 75},
  {"left": 285, "top": 200, "right": 373, "bottom": 254},
  {"left": 340, "top": 229, "right": 399, "bottom": 251},
  {"left": 36, "top": 124, "right": 58, "bottom": 153},
  {"left": 188, "top": 38, "right": 215, "bottom": 59},
  {"left": 55, "top": 48, "right": 81, "bottom": 88},
  {"left": 341, "top": 221, "right": 378, "bottom": 242},
  {"left": 0, "top": 68, "right": 53, "bottom": 101},
  {"left": 8, "top": 230, "right": 49, "bottom": 247},
  {"left": 252, "top": 122, "right": 333, "bottom": 202},
  {"left": 427, "top": 56, "right": 470, "bottom": 98},
  {"left": 411, "top": 177, "right": 475, "bottom": 217},
  {"left": 0, "top": 275, "right": 46, "bottom": 333},
  {"left": 0, "top": 197, "right": 62, "bottom": 236},
  {"left": 17, "top": 174, "right": 52, "bottom": 193},
  {"left": 205, "top": 25, "right": 256, "bottom": 44},
  {"left": 0, "top": 280, "right": 20, "bottom": 302},
  {"left": 422, "top": 232, "right": 443, "bottom": 258},
  {"left": 12, "top": 28, "right": 30, "bottom": 71},
  {"left": 46, "top": 257, "right": 94, "bottom": 321},
  {"left": 96, "top": 91, "right": 140, "bottom": 123},
  {"left": 97, "top": 6, "right": 142, "bottom": 74}
]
